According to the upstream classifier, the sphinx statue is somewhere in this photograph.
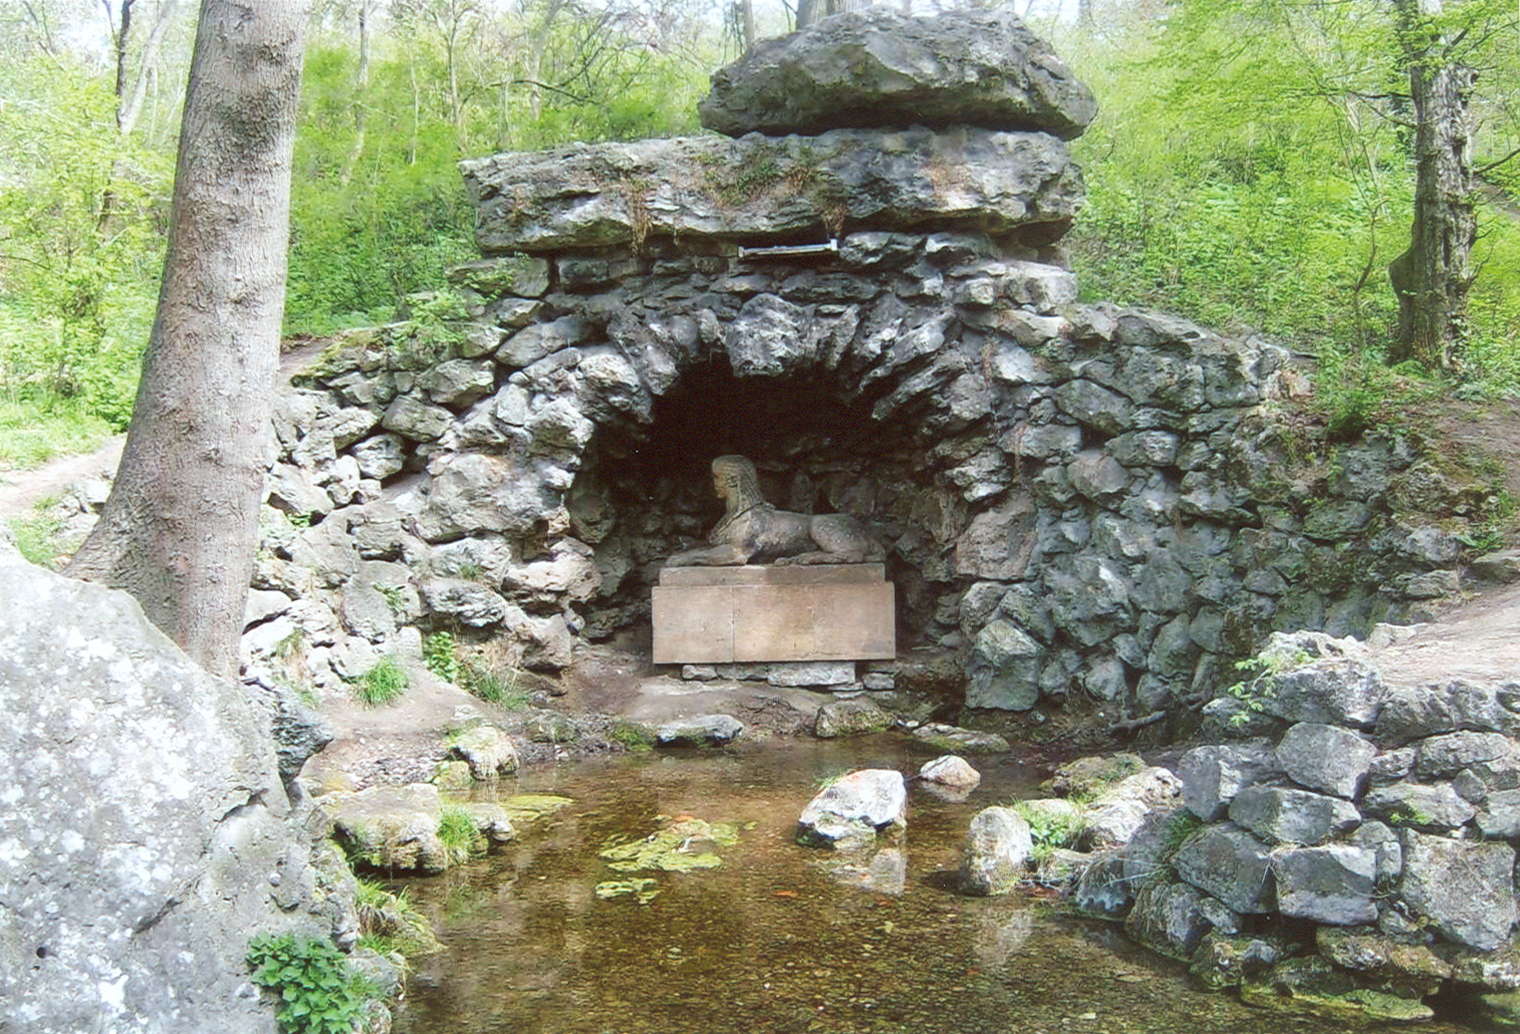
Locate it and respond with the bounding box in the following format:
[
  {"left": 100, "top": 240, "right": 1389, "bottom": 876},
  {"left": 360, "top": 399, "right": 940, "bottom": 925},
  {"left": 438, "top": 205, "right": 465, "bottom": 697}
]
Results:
[{"left": 665, "top": 455, "right": 883, "bottom": 567}]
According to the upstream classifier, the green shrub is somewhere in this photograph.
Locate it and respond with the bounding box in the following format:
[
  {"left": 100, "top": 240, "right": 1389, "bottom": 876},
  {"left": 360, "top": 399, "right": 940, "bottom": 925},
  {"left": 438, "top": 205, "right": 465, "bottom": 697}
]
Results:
[
  {"left": 422, "top": 631, "right": 460, "bottom": 682},
  {"left": 353, "top": 656, "right": 408, "bottom": 707},
  {"left": 246, "top": 932, "right": 373, "bottom": 1034}
]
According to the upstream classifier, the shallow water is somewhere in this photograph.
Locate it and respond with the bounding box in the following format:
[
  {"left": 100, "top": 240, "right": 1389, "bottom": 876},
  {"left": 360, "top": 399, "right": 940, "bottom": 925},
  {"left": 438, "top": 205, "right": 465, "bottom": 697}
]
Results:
[{"left": 389, "top": 737, "right": 1473, "bottom": 1034}]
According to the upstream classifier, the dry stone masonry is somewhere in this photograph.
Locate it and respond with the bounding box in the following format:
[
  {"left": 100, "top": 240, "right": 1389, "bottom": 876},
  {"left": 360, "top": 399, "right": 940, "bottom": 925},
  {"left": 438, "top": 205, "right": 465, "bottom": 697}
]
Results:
[{"left": 248, "top": 9, "right": 1476, "bottom": 729}]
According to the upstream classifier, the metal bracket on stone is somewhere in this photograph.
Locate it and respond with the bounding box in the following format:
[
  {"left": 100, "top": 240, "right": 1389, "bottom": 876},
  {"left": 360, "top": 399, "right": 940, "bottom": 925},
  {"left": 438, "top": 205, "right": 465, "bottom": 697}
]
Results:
[{"left": 737, "top": 238, "right": 839, "bottom": 261}]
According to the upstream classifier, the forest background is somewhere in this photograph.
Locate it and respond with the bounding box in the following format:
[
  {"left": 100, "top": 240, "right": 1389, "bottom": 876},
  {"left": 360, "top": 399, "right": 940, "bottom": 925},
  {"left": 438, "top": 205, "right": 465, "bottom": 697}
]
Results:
[{"left": 2, "top": 0, "right": 1519, "bottom": 469}]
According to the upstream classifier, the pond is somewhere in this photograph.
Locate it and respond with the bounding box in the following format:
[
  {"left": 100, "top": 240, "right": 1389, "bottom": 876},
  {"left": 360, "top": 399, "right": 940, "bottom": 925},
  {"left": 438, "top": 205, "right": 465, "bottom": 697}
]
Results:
[{"left": 388, "top": 736, "right": 1475, "bottom": 1034}]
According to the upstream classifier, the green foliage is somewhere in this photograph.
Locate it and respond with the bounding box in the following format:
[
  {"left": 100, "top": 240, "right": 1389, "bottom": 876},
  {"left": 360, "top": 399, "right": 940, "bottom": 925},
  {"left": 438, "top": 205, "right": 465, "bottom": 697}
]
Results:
[
  {"left": 0, "top": 54, "right": 170, "bottom": 428},
  {"left": 373, "top": 582, "right": 408, "bottom": 616},
  {"left": 436, "top": 806, "right": 485, "bottom": 865},
  {"left": 355, "top": 878, "right": 441, "bottom": 959},
  {"left": 422, "top": 631, "right": 460, "bottom": 682},
  {"left": 1052, "top": 0, "right": 1520, "bottom": 388},
  {"left": 353, "top": 656, "right": 408, "bottom": 707},
  {"left": 246, "top": 932, "right": 373, "bottom": 1034},
  {"left": 0, "top": 395, "right": 114, "bottom": 471},
  {"left": 1012, "top": 801, "right": 1086, "bottom": 852},
  {"left": 5, "top": 498, "right": 67, "bottom": 570},
  {"left": 608, "top": 722, "right": 654, "bottom": 753},
  {"left": 1221, "top": 647, "right": 1308, "bottom": 728},
  {"left": 458, "top": 659, "right": 529, "bottom": 710}
]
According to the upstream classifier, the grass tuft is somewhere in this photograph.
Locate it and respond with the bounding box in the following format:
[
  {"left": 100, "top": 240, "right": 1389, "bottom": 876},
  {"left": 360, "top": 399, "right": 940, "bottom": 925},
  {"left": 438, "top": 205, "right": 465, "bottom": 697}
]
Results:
[{"left": 354, "top": 656, "right": 408, "bottom": 707}]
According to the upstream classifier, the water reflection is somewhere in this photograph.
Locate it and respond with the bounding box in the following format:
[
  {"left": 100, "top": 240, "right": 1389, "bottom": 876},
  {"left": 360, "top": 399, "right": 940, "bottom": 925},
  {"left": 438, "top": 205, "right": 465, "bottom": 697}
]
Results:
[{"left": 389, "top": 737, "right": 1472, "bottom": 1034}]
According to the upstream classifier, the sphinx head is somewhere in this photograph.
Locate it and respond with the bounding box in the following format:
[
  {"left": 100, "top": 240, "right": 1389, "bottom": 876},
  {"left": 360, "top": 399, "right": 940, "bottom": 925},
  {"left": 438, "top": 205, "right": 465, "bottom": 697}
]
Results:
[{"left": 711, "top": 454, "right": 765, "bottom": 511}]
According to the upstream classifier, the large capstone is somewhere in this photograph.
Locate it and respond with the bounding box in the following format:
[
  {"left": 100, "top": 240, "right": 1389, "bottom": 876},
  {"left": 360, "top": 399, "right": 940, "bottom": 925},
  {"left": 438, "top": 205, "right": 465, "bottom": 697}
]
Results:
[
  {"left": 698, "top": 9, "right": 1098, "bottom": 140},
  {"left": 460, "top": 128, "right": 1083, "bottom": 254}
]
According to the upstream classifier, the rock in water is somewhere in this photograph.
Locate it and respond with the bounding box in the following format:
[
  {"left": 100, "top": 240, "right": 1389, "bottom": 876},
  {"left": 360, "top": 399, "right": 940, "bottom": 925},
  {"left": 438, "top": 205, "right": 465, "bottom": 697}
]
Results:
[
  {"left": 960, "top": 806, "right": 1033, "bottom": 895},
  {"left": 797, "top": 769, "right": 906, "bottom": 849},
  {"left": 919, "top": 755, "right": 982, "bottom": 790},
  {"left": 699, "top": 9, "right": 1098, "bottom": 139},
  {"left": 0, "top": 546, "right": 348, "bottom": 1034}
]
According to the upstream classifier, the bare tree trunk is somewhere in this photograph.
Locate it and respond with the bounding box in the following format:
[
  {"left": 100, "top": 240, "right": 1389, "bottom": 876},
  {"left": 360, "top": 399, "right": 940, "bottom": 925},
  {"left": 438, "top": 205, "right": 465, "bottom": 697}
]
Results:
[
  {"left": 112, "top": 0, "right": 181, "bottom": 136},
  {"left": 339, "top": 0, "right": 372, "bottom": 186},
  {"left": 68, "top": 0, "right": 309, "bottom": 679},
  {"left": 737, "top": 0, "right": 755, "bottom": 50},
  {"left": 1387, "top": 0, "right": 1475, "bottom": 372}
]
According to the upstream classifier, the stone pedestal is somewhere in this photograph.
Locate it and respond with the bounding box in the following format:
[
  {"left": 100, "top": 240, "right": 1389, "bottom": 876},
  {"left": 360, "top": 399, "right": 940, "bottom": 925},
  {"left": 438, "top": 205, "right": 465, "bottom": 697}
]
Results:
[{"left": 652, "top": 564, "right": 895, "bottom": 664}]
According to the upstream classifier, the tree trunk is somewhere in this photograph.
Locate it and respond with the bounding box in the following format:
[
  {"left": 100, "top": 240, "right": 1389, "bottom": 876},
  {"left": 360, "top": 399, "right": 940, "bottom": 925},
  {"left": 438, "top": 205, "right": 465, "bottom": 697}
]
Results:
[
  {"left": 339, "top": 0, "right": 372, "bottom": 186},
  {"left": 68, "top": 0, "right": 309, "bottom": 679},
  {"left": 111, "top": 0, "right": 181, "bottom": 137},
  {"left": 1387, "top": 0, "right": 1475, "bottom": 372}
]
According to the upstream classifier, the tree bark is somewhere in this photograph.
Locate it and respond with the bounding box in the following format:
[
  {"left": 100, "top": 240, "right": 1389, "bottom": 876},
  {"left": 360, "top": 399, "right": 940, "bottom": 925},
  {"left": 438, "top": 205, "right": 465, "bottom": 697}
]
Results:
[
  {"left": 68, "top": 0, "right": 309, "bottom": 679},
  {"left": 1387, "top": 0, "right": 1475, "bottom": 372}
]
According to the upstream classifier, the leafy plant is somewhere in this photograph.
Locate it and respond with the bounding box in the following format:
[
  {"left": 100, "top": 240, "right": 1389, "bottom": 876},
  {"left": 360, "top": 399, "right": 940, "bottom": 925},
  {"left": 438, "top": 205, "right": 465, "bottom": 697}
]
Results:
[
  {"left": 353, "top": 656, "right": 408, "bottom": 707},
  {"left": 373, "top": 582, "right": 408, "bottom": 616},
  {"left": 422, "top": 631, "right": 461, "bottom": 682},
  {"left": 1221, "top": 647, "right": 1307, "bottom": 727},
  {"left": 246, "top": 932, "right": 374, "bottom": 1034},
  {"left": 1012, "top": 801, "right": 1086, "bottom": 852}
]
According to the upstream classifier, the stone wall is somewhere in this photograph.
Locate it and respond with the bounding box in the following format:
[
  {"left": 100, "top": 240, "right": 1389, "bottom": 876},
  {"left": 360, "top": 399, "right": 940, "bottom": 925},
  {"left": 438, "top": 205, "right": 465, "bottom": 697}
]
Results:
[
  {"left": 1078, "top": 630, "right": 1520, "bottom": 1022},
  {"left": 243, "top": 9, "right": 1482, "bottom": 723}
]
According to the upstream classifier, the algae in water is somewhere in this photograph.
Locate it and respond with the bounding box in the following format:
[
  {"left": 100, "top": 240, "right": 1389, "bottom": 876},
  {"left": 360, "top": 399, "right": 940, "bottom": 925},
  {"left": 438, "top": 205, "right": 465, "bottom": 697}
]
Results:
[{"left": 595, "top": 817, "right": 742, "bottom": 903}]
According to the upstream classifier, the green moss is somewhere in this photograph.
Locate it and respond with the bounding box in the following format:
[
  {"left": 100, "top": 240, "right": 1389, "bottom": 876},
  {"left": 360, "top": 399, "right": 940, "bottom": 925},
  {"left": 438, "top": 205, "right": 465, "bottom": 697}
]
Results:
[
  {"left": 594, "top": 877, "right": 661, "bottom": 904},
  {"left": 499, "top": 794, "right": 573, "bottom": 826},
  {"left": 608, "top": 722, "right": 654, "bottom": 753}
]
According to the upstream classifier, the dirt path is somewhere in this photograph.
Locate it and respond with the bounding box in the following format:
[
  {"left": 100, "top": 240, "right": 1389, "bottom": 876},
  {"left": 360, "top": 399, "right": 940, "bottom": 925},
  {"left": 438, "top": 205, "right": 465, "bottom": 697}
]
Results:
[
  {"left": 0, "top": 437, "right": 124, "bottom": 521},
  {"left": 0, "top": 339, "right": 329, "bottom": 523}
]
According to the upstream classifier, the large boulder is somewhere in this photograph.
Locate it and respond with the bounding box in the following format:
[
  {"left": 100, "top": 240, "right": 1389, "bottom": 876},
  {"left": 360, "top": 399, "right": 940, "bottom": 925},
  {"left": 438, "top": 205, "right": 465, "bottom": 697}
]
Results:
[
  {"left": 1270, "top": 845, "right": 1378, "bottom": 926},
  {"left": 1081, "top": 766, "right": 1183, "bottom": 849},
  {"left": 1275, "top": 722, "right": 1377, "bottom": 799},
  {"left": 460, "top": 129, "right": 1083, "bottom": 254},
  {"left": 1173, "top": 823, "right": 1276, "bottom": 914},
  {"left": 960, "top": 806, "right": 1033, "bottom": 895},
  {"left": 1399, "top": 830, "right": 1517, "bottom": 951},
  {"left": 1124, "top": 880, "right": 1213, "bottom": 960},
  {"left": 0, "top": 549, "right": 344, "bottom": 1034},
  {"left": 698, "top": 9, "right": 1097, "bottom": 140},
  {"left": 797, "top": 769, "right": 907, "bottom": 849},
  {"left": 1227, "top": 785, "right": 1361, "bottom": 846}
]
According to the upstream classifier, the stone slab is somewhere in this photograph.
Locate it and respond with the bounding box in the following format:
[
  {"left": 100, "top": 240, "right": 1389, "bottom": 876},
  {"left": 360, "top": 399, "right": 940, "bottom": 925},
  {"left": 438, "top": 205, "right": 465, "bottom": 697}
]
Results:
[
  {"left": 659, "top": 563, "right": 885, "bottom": 587},
  {"left": 652, "top": 578, "right": 894, "bottom": 664}
]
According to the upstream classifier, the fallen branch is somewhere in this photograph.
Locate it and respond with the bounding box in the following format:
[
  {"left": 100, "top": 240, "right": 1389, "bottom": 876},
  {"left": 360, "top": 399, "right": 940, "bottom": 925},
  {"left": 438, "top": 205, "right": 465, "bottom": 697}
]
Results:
[{"left": 1109, "top": 710, "right": 1166, "bottom": 735}]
